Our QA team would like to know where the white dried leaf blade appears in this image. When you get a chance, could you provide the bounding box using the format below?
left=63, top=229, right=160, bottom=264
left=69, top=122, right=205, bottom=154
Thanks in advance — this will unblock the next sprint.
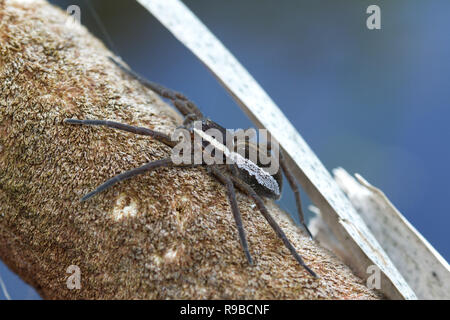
left=334, top=168, right=450, bottom=300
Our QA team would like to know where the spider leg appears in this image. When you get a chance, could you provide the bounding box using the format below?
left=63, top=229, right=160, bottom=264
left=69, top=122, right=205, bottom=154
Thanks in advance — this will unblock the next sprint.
left=109, top=57, right=203, bottom=118
left=81, top=158, right=197, bottom=202
left=209, top=167, right=253, bottom=265
left=64, top=118, right=176, bottom=148
left=230, top=175, right=318, bottom=278
left=264, top=140, right=313, bottom=239
left=278, top=151, right=314, bottom=239
left=182, top=113, right=198, bottom=127
left=81, top=158, right=170, bottom=201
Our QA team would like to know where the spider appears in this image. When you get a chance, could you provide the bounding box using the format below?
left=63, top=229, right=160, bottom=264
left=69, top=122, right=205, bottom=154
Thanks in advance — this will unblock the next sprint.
left=64, top=57, right=318, bottom=278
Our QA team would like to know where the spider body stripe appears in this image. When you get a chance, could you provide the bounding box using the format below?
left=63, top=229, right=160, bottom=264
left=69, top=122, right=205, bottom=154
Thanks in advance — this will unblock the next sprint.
left=192, top=127, right=229, bottom=155
left=193, top=127, right=280, bottom=198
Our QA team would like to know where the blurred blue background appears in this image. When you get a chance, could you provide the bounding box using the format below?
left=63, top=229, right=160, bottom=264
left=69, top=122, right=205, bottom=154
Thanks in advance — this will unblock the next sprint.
left=1, top=0, right=448, bottom=299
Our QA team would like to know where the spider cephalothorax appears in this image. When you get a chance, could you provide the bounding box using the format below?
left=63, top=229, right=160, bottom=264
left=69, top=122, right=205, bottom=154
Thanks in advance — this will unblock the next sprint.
left=64, top=57, right=317, bottom=278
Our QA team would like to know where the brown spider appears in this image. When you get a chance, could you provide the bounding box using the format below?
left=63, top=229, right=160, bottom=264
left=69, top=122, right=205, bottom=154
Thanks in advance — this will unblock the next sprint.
left=64, top=57, right=317, bottom=278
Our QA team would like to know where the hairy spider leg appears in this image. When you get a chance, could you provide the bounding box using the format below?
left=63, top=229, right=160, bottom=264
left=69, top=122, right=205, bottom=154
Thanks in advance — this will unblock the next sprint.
left=210, top=166, right=253, bottom=265
left=109, top=57, right=203, bottom=119
left=64, top=118, right=176, bottom=148
left=278, top=151, right=314, bottom=239
left=230, top=175, right=318, bottom=278
left=80, top=158, right=172, bottom=201
left=80, top=158, right=199, bottom=202
left=264, top=140, right=313, bottom=239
